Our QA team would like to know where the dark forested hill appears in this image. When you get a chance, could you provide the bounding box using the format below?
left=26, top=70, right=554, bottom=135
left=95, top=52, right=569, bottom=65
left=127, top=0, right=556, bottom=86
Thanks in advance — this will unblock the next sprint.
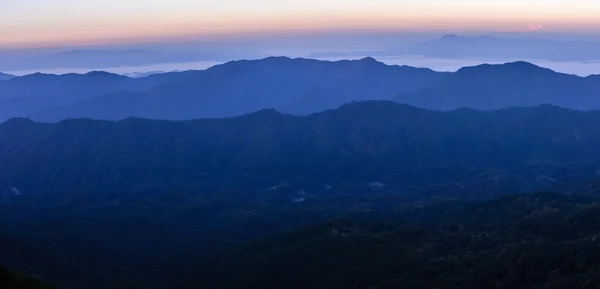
left=396, top=61, right=600, bottom=110
left=0, top=265, right=57, bottom=289
left=186, top=192, right=600, bottom=289
left=2, top=101, right=600, bottom=196
left=4, top=102, right=600, bottom=288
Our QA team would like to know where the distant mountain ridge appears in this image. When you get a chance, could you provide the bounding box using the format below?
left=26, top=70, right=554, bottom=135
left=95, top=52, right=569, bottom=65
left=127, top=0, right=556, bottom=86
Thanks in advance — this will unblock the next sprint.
left=396, top=61, right=600, bottom=110
left=0, top=71, right=154, bottom=121
left=0, top=69, right=205, bottom=121
left=32, top=57, right=446, bottom=121
left=3, top=57, right=600, bottom=122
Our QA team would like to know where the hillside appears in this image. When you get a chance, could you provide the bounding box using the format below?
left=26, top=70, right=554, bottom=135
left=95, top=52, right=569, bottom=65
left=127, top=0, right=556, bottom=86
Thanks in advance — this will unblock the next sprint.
left=176, top=193, right=600, bottom=289
left=3, top=102, right=600, bottom=288
left=4, top=186, right=600, bottom=289
left=396, top=61, right=600, bottom=110
left=3, top=102, right=600, bottom=196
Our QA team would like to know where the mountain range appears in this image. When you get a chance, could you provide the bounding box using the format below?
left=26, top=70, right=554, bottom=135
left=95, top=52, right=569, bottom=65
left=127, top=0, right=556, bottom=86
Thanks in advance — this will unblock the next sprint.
left=396, top=61, right=600, bottom=110
left=3, top=56, right=600, bottom=122
left=0, top=69, right=205, bottom=120
left=3, top=54, right=600, bottom=289
left=31, top=57, right=444, bottom=121
left=3, top=101, right=600, bottom=196
left=4, top=35, right=599, bottom=73
left=4, top=101, right=600, bottom=288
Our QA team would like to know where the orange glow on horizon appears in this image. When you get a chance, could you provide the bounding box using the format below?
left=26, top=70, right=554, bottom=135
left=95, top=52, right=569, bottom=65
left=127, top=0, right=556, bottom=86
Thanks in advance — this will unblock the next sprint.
left=2, top=6, right=600, bottom=48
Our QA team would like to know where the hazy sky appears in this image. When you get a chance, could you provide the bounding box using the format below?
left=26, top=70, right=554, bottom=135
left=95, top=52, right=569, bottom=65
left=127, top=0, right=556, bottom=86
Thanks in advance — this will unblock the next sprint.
left=1, top=0, right=600, bottom=48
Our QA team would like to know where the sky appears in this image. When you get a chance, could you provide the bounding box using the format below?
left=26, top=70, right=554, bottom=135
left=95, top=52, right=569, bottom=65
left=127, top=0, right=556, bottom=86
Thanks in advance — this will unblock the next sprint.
left=1, top=0, right=600, bottom=48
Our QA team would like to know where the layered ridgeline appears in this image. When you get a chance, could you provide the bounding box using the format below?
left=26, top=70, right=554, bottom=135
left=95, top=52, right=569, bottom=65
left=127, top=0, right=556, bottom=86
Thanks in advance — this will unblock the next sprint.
left=3, top=102, right=600, bottom=288
left=396, top=61, right=600, bottom=110
left=2, top=57, right=600, bottom=122
left=1, top=57, right=445, bottom=121
left=0, top=70, right=200, bottom=121
left=2, top=101, right=600, bottom=196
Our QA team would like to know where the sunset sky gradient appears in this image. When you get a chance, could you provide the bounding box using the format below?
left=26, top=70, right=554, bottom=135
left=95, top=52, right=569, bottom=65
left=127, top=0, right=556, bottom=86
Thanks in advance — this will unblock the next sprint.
left=1, top=0, right=600, bottom=47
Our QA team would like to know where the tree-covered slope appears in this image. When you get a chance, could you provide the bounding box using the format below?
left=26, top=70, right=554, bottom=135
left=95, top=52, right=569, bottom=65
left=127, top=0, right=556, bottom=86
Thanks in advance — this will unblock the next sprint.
left=2, top=102, right=600, bottom=196
left=189, top=193, right=600, bottom=289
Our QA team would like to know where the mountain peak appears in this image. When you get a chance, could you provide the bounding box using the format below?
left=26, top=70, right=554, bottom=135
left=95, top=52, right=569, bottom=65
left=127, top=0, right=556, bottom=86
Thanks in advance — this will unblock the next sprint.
left=456, top=61, right=554, bottom=75
left=359, top=56, right=378, bottom=62
left=241, top=108, right=285, bottom=119
left=262, top=56, right=294, bottom=62
left=18, top=72, right=59, bottom=79
left=502, top=61, right=543, bottom=69
left=83, top=71, right=127, bottom=78
left=352, top=57, right=386, bottom=67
